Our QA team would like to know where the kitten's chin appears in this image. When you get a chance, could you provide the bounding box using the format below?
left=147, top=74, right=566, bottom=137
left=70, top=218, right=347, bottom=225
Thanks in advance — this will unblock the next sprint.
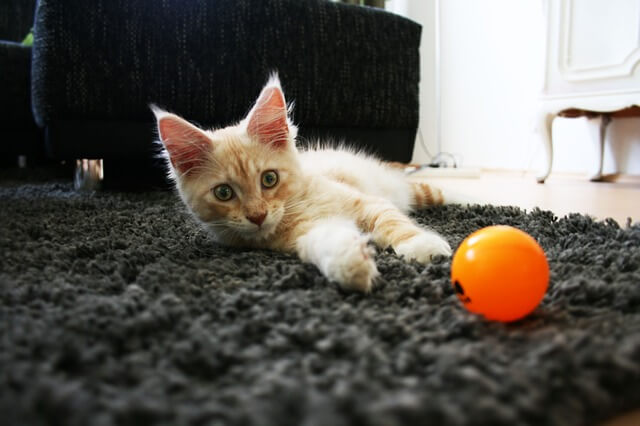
left=252, top=224, right=278, bottom=240
left=206, top=223, right=277, bottom=245
left=229, top=222, right=277, bottom=244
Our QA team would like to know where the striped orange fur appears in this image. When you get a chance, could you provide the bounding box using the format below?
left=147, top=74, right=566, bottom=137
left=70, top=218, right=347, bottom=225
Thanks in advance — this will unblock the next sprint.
left=410, top=181, right=444, bottom=208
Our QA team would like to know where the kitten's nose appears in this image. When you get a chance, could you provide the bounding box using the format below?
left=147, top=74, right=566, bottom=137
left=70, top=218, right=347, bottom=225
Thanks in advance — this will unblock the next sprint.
left=247, top=212, right=267, bottom=226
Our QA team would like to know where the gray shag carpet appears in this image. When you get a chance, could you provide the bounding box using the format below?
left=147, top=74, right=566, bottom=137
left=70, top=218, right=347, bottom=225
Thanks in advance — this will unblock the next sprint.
left=1, top=178, right=640, bottom=426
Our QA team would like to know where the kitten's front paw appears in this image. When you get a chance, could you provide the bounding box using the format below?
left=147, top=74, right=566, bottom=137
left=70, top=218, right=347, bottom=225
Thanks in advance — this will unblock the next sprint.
left=331, top=234, right=379, bottom=293
left=297, top=223, right=379, bottom=293
left=394, top=232, right=452, bottom=264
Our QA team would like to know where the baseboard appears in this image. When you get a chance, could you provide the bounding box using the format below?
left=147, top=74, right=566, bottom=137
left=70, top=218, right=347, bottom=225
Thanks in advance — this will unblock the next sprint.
left=407, top=166, right=482, bottom=179
left=407, top=166, right=640, bottom=183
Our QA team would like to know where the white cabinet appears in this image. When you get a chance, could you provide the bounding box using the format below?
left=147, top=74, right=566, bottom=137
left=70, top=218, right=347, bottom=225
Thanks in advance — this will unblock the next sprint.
left=537, top=0, right=640, bottom=182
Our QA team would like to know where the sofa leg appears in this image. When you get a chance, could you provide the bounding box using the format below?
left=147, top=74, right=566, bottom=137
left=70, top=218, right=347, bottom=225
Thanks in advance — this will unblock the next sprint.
left=75, top=159, right=103, bottom=190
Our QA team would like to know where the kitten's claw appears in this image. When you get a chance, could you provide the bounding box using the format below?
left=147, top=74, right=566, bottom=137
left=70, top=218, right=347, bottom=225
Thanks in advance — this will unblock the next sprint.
left=394, top=232, right=452, bottom=264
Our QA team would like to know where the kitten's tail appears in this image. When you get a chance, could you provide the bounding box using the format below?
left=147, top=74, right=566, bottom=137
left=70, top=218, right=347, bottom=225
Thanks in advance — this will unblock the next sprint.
left=408, top=180, right=475, bottom=208
left=409, top=182, right=445, bottom=208
left=389, top=162, right=476, bottom=208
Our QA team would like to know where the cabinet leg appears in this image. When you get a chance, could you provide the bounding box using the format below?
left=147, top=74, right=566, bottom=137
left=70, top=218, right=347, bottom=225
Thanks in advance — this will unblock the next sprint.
left=536, top=112, right=555, bottom=183
left=586, top=115, right=610, bottom=182
left=75, top=159, right=104, bottom=191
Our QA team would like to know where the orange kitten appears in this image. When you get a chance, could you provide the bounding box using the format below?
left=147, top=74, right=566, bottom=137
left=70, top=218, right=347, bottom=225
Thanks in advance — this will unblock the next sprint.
left=152, top=75, right=454, bottom=292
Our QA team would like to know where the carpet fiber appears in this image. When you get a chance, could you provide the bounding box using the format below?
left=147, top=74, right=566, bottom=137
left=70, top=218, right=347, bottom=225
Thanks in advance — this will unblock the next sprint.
left=1, top=178, right=640, bottom=426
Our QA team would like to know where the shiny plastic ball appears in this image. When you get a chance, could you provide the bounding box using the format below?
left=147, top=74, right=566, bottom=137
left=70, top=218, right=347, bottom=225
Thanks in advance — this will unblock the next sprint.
left=451, top=225, right=549, bottom=322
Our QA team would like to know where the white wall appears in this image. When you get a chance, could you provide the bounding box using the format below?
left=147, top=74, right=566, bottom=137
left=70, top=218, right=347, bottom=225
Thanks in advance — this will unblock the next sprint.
left=395, top=0, right=640, bottom=175
left=389, top=1, right=439, bottom=165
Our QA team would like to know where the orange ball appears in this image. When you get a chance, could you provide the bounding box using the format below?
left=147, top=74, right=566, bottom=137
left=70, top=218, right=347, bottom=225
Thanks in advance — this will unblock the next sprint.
left=451, top=225, right=549, bottom=322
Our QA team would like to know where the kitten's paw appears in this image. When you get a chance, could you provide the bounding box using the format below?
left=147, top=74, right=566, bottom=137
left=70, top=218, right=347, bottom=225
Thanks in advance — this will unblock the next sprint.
left=297, top=220, right=379, bottom=293
left=330, top=234, right=379, bottom=293
left=394, top=232, right=452, bottom=264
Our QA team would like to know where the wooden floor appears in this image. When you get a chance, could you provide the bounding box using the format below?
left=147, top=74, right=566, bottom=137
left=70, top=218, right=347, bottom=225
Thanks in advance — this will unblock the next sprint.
left=416, top=170, right=640, bottom=227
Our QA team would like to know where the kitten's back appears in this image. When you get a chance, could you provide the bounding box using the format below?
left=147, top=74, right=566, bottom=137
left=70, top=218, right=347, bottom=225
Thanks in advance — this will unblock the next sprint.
left=299, top=146, right=413, bottom=213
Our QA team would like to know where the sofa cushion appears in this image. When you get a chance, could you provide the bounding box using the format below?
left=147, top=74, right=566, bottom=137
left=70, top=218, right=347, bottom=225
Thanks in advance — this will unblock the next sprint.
left=32, top=0, right=421, bottom=133
left=0, top=42, right=34, bottom=126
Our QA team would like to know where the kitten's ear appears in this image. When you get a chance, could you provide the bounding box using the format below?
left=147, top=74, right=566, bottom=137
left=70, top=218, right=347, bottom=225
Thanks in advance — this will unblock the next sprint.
left=245, top=76, right=291, bottom=149
left=152, top=106, right=212, bottom=176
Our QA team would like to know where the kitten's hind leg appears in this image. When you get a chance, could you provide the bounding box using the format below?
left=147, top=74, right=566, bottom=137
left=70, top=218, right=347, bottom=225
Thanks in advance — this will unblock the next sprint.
left=296, top=218, right=379, bottom=293
left=408, top=180, right=476, bottom=208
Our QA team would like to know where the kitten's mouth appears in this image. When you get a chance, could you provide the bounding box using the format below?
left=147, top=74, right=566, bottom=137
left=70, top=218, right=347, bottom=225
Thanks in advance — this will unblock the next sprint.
left=238, top=216, right=280, bottom=240
left=235, top=222, right=277, bottom=241
left=219, top=209, right=283, bottom=242
left=254, top=225, right=276, bottom=238
left=248, top=209, right=284, bottom=240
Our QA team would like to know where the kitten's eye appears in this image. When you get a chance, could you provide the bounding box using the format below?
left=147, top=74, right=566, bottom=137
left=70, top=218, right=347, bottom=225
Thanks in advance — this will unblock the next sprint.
left=261, top=170, right=279, bottom=188
left=213, top=184, right=234, bottom=201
